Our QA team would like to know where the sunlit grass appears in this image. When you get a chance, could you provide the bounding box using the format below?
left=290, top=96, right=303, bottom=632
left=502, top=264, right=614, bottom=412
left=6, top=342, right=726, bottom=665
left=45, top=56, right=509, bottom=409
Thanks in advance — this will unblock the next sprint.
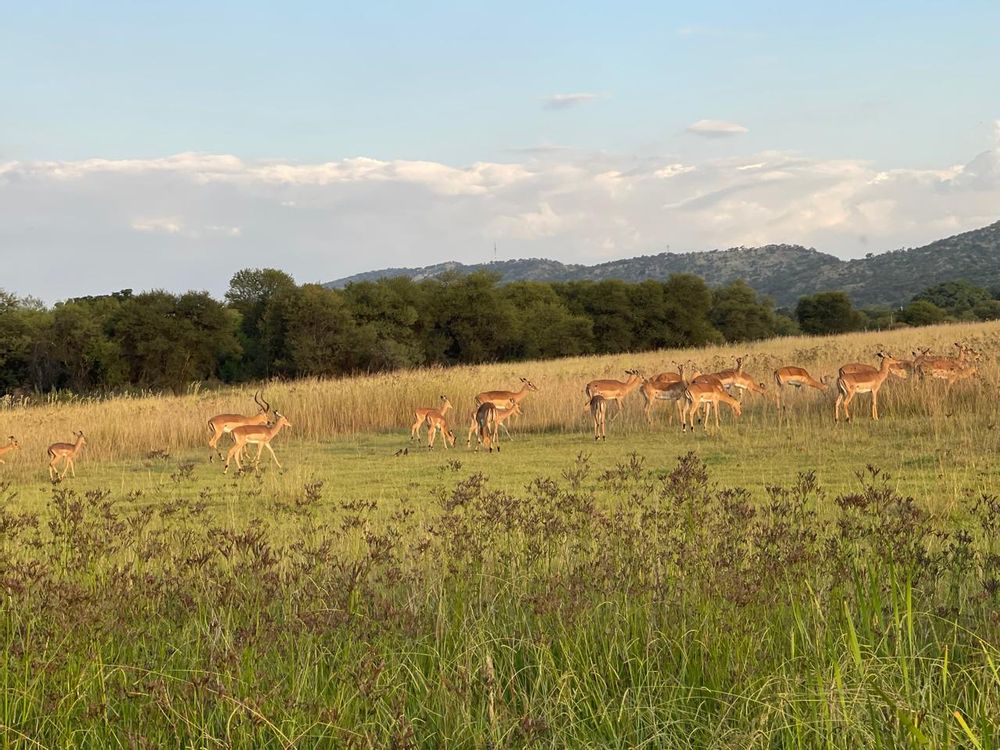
left=0, top=320, right=998, bottom=746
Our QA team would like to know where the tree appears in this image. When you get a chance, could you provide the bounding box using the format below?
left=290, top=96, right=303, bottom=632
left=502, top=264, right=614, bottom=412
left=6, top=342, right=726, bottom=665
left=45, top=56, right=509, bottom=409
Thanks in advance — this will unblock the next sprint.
left=225, top=268, right=297, bottom=378
left=660, top=274, right=722, bottom=346
left=796, top=292, right=865, bottom=335
left=709, top=280, right=783, bottom=342
left=501, top=282, right=594, bottom=359
left=111, top=291, right=241, bottom=391
left=50, top=297, right=126, bottom=391
left=912, top=280, right=989, bottom=320
left=277, top=284, right=372, bottom=376
left=343, top=277, right=427, bottom=370
left=900, top=300, right=949, bottom=327
left=421, top=273, right=516, bottom=364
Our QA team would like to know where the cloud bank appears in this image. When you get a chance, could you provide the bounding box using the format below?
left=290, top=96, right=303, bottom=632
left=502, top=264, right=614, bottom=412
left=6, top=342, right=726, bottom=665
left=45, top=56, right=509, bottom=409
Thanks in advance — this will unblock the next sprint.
left=1, top=143, right=999, bottom=301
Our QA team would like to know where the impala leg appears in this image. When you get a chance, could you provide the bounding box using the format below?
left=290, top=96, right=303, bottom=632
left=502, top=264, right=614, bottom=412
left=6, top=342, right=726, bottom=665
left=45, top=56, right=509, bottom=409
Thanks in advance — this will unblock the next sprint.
left=467, top=419, right=477, bottom=448
left=501, top=420, right=513, bottom=441
left=223, top=442, right=240, bottom=473
left=410, top=417, right=424, bottom=441
left=842, top=391, right=855, bottom=422
left=264, top=443, right=282, bottom=468
left=871, top=389, right=879, bottom=420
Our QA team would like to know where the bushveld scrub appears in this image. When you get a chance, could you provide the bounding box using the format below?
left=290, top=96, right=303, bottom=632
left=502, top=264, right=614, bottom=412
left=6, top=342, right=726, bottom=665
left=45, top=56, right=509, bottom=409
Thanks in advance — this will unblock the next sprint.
left=0, top=454, right=998, bottom=746
left=0, top=320, right=997, bottom=745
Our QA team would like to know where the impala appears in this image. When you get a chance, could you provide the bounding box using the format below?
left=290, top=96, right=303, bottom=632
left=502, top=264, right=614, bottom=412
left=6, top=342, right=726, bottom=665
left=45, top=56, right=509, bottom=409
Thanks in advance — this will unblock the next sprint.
left=467, top=399, right=520, bottom=447
left=682, top=384, right=742, bottom=432
left=589, top=394, right=607, bottom=441
left=224, top=412, right=292, bottom=473
left=48, top=431, right=86, bottom=479
left=473, top=402, right=501, bottom=453
left=584, top=369, right=643, bottom=417
left=474, top=378, right=537, bottom=437
left=835, top=352, right=900, bottom=422
left=424, top=404, right=457, bottom=449
left=411, top=395, right=452, bottom=441
left=641, top=362, right=699, bottom=424
left=207, top=391, right=271, bottom=455
left=912, top=344, right=979, bottom=387
left=711, top=357, right=766, bottom=401
left=773, top=366, right=829, bottom=408
left=0, top=436, right=19, bottom=464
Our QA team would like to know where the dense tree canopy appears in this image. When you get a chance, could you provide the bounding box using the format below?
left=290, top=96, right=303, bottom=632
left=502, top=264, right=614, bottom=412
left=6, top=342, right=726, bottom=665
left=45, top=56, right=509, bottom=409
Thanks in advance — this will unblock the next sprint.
left=2, top=271, right=999, bottom=396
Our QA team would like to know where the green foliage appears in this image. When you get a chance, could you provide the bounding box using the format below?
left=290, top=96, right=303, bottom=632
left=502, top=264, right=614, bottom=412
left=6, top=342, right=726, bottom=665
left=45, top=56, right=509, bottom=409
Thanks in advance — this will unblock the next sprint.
left=900, top=299, right=949, bottom=326
left=709, top=279, right=785, bottom=341
left=225, top=268, right=297, bottom=378
left=501, top=282, right=594, bottom=359
left=110, top=290, right=241, bottom=391
left=796, top=291, right=866, bottom=334
left=912, top=279, right=990, bottom=319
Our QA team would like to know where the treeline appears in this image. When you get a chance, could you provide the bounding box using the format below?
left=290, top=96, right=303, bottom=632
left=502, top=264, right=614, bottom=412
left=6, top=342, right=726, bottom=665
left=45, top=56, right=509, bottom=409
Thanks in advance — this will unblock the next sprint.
left=1, top=271, right=998, bottom=394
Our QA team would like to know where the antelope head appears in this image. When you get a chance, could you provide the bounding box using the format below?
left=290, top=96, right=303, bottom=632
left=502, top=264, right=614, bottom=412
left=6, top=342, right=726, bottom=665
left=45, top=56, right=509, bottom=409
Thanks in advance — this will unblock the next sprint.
left=254, top=391, right=271, bottom=415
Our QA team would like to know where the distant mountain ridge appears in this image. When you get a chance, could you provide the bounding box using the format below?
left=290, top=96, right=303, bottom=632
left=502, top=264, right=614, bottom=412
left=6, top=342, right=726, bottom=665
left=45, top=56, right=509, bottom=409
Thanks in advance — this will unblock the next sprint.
left=324, top=221, right=1000, bottom=308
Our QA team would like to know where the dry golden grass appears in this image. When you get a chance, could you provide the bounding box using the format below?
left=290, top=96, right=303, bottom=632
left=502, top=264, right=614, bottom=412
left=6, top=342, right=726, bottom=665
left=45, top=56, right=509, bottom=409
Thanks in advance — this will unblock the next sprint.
left=0, top=320, right=996, bottom=479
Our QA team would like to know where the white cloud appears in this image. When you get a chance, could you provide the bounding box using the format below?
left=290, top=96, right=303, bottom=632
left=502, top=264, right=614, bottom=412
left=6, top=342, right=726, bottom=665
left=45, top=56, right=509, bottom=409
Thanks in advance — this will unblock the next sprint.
left=543, top=93, right=603, bottom=110
left=2, top=141, right=999, bottom=301
left=132, top=217, right=183, bottom=234
left=686, top=119, right=750, bottom=138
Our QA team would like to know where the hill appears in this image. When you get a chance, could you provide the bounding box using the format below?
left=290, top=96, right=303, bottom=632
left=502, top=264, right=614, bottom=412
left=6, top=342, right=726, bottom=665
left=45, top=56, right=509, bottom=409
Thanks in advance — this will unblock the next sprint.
left=325, top=220, right=1000, bottom=307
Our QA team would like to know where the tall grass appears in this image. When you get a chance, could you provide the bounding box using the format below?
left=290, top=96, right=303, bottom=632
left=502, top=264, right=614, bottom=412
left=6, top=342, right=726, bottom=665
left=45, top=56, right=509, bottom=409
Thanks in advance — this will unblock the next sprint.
left=0, top=320, right=996, bottom=472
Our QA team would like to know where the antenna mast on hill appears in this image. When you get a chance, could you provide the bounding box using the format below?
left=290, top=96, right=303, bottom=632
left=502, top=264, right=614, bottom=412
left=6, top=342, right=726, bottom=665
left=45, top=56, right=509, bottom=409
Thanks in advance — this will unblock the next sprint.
left=493, top=242, right=497, bottom=262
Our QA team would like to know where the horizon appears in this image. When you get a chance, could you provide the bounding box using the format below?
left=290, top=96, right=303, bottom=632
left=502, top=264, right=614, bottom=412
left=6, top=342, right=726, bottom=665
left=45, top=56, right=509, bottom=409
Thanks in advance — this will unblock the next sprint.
left=3, top=1, right=999, bottom=302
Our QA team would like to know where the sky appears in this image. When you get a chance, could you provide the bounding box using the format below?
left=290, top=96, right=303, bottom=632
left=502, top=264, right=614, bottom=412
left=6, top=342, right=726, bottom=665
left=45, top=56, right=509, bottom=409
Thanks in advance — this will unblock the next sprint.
left=2, top=1, right=999, bottom=302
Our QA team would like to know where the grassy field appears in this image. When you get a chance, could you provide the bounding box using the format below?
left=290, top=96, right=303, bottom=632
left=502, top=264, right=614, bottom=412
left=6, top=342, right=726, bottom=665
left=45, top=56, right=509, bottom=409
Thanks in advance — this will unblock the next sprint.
left=0, top=321, right=999, bottom=747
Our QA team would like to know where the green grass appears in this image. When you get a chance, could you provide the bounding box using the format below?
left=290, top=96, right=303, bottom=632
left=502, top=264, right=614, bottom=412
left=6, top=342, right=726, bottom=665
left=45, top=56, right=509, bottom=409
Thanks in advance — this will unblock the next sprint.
left=2, top=358, right=1000, bottom=746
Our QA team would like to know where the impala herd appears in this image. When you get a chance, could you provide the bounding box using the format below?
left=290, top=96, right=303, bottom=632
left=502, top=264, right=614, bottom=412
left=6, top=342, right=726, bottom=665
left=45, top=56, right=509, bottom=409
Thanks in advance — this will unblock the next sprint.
left=2, top=342, right=983, bottom=477
left=413, top=341, right=981, bottom=448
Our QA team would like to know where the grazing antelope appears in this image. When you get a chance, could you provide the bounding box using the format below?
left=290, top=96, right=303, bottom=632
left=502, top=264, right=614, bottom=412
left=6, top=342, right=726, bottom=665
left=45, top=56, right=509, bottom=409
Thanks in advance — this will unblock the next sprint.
left=425, top=405, right=456, bottom=449
left=467, top=399, right=520, bottom=447
left=773, top=366, right=829, bottom=408
left=589, top=394, right=608, bottom=441
left=411, top=395, right=452, bottom=441
left=912, top=344, right=979, bottom=388
left=474, top=378, right=538, bottom=438
left=207, top=391, right=271, bottom=456
left=224, top=412, right=292, bottom=473
left=584, top=369, right=643, bottom=418
left=835, top=353, right=901, bottom=422
left=0, top=436, right=20, bottom=464
left=641, top=362, right=699, bottom=424
left=682, top=384, right=742, bottom=432
left=652, top=379, right=694, bottom=424
left=712, top=356, right=765, bottom=401
left=48, top=431, right=86, bottom=479
left=474, top=402, right=501, bottom=453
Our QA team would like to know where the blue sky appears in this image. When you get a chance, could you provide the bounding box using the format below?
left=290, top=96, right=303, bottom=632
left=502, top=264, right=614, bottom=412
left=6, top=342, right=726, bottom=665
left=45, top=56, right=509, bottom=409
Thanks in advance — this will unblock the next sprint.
left=2, top=1, right=999, bottom=300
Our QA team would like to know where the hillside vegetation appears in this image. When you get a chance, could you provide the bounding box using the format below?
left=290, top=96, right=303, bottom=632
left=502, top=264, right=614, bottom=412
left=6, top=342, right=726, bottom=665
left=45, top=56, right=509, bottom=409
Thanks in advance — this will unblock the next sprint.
left=327, top=220, right=1000, bottom=307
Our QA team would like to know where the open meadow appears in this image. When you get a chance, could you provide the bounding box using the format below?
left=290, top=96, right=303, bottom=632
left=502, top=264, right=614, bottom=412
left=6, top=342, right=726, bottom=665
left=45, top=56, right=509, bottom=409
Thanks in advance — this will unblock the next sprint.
left=1, top=321, right=999, bottom=747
